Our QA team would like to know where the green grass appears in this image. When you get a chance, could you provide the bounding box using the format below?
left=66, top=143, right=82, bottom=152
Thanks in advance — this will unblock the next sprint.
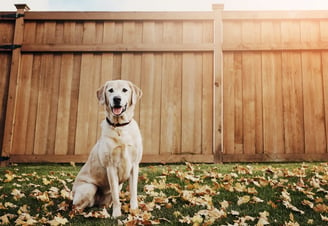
left=1, top=162, right=328, bottom=225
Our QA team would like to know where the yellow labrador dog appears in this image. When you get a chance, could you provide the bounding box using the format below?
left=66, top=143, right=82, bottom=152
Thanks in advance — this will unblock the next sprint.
left=72, top=80, right=143, bottom=217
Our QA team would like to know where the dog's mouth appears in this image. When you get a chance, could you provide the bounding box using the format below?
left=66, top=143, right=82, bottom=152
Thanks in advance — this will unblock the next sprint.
left=111, top=105, right=127, bottom=116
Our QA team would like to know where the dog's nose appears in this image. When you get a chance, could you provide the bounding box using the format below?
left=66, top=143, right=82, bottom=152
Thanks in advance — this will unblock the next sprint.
left=113, top=96, right=121, bottom=105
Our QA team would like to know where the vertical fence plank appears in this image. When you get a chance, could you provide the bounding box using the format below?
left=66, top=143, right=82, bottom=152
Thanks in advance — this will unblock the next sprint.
left=202, top=52, right=214, bottom=155
left=0, top=53, right=11, bottom=154
left=322, top=51, right=328, bottom=153
left=55, top=54, right=74, bottom=155
left=11, top=55, right=33, bottom=154
left=261, top=21, right=284, bottom=155
left=25, top=55, right=41, bottom=155
left=241, top=21, right=262, bottom=155
left=160, top=53, right=182, bottom=155
left=139, top=22, right=162, bottom=156
left=281, top=21, right=305, bottom=154
left=223, top=53, right=236, bottom=155
left=140, top=53, right=162, bottom=156
left=262, top=53, right=284, bottom=155
left=33, top=54, right=54, bottom=155
left=242, top=53, right=263, bottom=154
left=302, top=52, right=326, bottom=154
left=75, top=54, right=95, bottom=155
left=182, top=22, right=203, bottom=154
left=67, top=54, right=81, bottom=155
left=182, top=53, right=202, bottom=153
left=321, top=21, right=328, bottom=153
left=301, top=21, right=326, bottom=154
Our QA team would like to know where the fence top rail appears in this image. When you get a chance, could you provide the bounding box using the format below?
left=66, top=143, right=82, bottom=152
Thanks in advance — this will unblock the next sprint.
left=223, top=10, right=328, bottom=20
left=22, top=11, right=215, bottom=21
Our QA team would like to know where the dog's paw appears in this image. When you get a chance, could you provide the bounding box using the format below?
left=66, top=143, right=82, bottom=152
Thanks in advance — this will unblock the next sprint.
left=130, top=200, right=138, bottom=210
left=112, top=208, right=122, bottom=218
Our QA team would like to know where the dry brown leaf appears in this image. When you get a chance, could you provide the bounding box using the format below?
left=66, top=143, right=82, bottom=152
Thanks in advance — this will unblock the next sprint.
left=11, top=189, right=25, bottom=200
left=237, top=195, right=250, bottom=205
left=48, top=214, right=69, bottom=226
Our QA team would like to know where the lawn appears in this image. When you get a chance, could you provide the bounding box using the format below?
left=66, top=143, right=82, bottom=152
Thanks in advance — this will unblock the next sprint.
left=1, top=162, right=328, bottom=225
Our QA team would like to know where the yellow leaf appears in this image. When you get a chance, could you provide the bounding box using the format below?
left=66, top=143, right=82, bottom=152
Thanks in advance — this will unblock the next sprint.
left=42, top=178, right=51, bottom=185
left=321, top=214, right=328, bottom=221
left=4, top=202, right=17, bottom=209
left=220, top=200, right=229, bottom=209
left=234, top=183, right=246, bottom=192
left=0, top=215, right=10, bottom=225
left=4, top=171, right=15, bottom=183
left=307, top=219, right=314, bottom=224
left=257, top=211, right=270, bottom=226
left=191, top=215, right=203, bottom=224
left=18, top=204, right=29, bottom=214
left=252, top=196, right=264, bottom=203
left=48, top=215, right=69, bottom=226
left=247, top=187, right=258, bottom=194
left=11, top=189, right=25, bottom=200
left=36, top=192, right=50, bottom=202
left=237, top=195, right=250, bottom=205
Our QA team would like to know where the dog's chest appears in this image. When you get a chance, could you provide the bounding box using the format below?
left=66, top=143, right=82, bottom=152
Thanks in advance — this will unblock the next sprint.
left=105, top=128, right=138, bottom=182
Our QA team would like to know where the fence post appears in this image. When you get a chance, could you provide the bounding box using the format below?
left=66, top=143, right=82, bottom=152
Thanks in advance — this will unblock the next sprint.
left=1, top=4, right=29, bottom=166
left=212, top=4, right=224, bottom=163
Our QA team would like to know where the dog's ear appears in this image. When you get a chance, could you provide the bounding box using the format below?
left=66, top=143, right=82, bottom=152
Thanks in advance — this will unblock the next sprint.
left=97, top=84, right=106, bottom=105
left=129, top=82, right=142, bottom=105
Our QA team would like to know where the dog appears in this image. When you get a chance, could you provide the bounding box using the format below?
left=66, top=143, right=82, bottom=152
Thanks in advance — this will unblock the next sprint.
left=72, top=80, right=143, bottom=217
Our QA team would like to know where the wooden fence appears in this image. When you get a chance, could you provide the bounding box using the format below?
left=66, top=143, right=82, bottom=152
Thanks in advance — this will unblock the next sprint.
left=222, top=11, right=328, bottom=162
left=1, top=4, right=328, bottom=163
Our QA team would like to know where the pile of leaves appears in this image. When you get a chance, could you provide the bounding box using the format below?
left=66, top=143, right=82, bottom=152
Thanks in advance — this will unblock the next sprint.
left=1, top=162, right=328, bottom=225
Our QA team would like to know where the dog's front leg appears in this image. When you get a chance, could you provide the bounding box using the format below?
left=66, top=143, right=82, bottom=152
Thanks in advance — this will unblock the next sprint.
left=107, top=167, right=121, bottom=217
left=129, top=164, right=139, bottom=210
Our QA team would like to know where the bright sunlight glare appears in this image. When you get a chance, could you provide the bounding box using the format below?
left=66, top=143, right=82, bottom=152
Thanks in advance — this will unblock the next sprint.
left=2, top=0, right=328, bottom=11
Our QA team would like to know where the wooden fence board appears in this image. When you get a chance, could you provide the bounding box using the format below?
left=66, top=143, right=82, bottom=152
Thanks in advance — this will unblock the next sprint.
left=223, top=53, right=236, bottom=155
left=302, top=52, right=326, bottom=154
left=202, top=52, right=214, bottom=155
left=281, top=52, right=305, bottom=154
left=139, top=53, right=162, bottom=156
left=160, top=53, right=182, bottom=155
left=55, top=54, right=74, bottom=155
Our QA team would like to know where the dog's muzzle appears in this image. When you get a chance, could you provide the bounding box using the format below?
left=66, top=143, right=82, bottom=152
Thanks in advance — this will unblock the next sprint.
left=111, top=96, right=127, bottom=116
left=111, top=105, right=126, bottom=116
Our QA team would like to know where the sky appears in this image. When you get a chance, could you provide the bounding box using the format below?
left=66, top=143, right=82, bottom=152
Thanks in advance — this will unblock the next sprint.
left=2, top=0, right=328, bottom=11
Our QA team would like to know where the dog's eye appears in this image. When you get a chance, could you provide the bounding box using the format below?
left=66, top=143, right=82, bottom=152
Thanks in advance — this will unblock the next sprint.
left=108, top=88, right=114, bottom=93
left=122, top=88, right=128, bottom=93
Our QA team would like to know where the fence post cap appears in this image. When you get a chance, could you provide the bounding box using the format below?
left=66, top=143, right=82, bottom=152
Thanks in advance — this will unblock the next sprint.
left=15, top=4, right=30, bottom=11
left=212, top=4, right=224, bottom=11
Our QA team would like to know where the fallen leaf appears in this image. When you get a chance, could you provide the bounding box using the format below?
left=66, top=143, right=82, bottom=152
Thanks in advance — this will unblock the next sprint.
left=4, top=202, right=17, bottom=209
left=11, top=189, right=25, bottom=200
left=237, top=195, right=250, bottom=205
left=321, top=214, right=328, bottom=221
left=4, top=170, right=15, bottom=183
left=0, top=215, right=10, bottom=225
left=48, top=214, right=69, bottom=226
left=257, top=211, right=270, bottom=226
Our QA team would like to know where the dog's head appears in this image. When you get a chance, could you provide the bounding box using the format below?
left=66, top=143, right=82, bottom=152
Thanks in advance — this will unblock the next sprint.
left=97, top=80, right=142, bottom=123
